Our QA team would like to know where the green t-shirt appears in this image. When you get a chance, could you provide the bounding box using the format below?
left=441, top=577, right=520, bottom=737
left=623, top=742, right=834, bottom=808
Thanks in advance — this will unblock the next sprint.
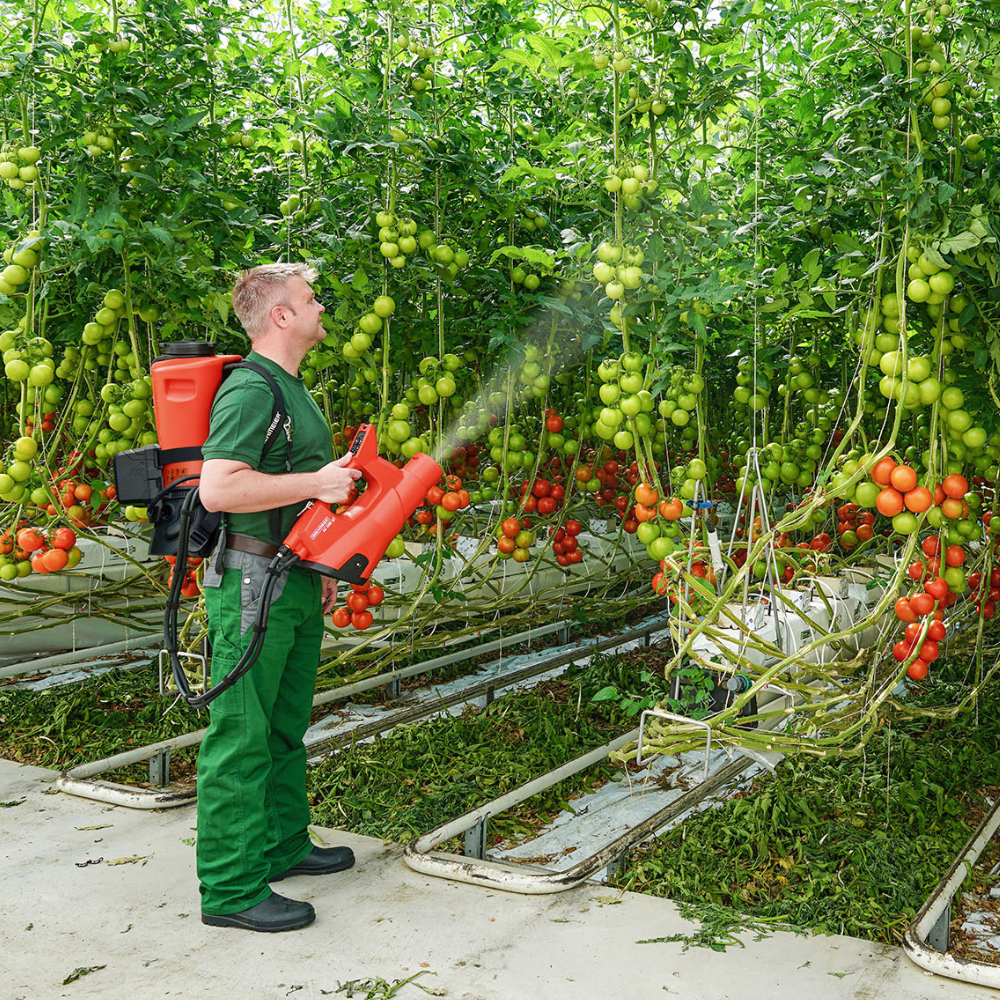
left=201, top=351, right=332, bottom=541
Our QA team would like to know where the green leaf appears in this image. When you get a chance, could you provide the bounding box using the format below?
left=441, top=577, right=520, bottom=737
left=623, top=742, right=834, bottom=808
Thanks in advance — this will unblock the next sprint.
left=802, top=248, right=822, bottom=278
left=936, top=182, right=958, bottom=204
left=591, top=685, right=619, bottom=702
left=488, top=245, right=555, bottom=269
left=68, top=179, right=89, bottom=222
left=351, top=268, right=368, bottom=291
left=524, top=34, right=563, bottom=72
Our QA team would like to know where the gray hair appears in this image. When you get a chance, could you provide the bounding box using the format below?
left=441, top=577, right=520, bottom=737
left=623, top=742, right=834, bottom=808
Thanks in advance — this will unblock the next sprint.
left=231, top=262, right=319, bottom=340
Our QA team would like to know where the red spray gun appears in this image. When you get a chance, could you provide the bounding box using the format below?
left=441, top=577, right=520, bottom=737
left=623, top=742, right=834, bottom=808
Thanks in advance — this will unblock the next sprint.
left=283, top=424, right=442, bottom=586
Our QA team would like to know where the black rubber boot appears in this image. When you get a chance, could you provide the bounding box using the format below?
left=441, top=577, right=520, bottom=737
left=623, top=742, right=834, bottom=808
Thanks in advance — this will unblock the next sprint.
left=269, top=845, right=356, bottom=882
left=202, top=892, right=315, bottom=932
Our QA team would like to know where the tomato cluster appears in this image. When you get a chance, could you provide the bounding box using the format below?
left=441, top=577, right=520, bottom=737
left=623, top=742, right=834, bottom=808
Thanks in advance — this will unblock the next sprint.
left=330, top=580, right=385, bottom=631
left=549, top=518, right=583, bottom=567
left=834, top=503, right=876, bottom=549
left=496, top=515, right=536, bottom=562
left=410, top=475, right=472, bottom=533
left=0, top=524, right=81, bottom=580
left=651, top=558, right=716, bottom=607
left=165, top=555, right=203, bottom=599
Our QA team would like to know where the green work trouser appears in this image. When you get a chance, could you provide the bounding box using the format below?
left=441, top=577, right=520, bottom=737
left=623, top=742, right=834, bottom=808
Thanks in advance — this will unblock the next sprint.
left=197, top=561, right=323, bottom=915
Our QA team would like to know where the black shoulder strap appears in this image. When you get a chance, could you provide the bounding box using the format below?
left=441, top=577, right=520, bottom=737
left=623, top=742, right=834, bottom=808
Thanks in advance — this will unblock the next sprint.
left=222, top=360, right=294, bottom=543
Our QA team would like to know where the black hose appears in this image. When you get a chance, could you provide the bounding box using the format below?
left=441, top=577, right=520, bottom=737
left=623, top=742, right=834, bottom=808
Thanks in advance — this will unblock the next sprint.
left=163, top=486, right=298, bottom=708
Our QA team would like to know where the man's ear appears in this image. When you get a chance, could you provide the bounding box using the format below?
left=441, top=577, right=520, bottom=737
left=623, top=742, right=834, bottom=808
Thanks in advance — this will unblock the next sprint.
left=271, top=302, right=290, bottom=329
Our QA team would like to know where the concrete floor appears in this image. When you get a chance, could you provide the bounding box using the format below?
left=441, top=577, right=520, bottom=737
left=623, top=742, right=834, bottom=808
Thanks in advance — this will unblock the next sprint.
left=0, top=758, right=991, bottom=1000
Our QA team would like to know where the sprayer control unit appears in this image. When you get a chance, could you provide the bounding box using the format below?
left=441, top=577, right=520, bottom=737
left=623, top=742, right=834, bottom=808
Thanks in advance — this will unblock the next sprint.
left=112, top=340, right=443, bottom=707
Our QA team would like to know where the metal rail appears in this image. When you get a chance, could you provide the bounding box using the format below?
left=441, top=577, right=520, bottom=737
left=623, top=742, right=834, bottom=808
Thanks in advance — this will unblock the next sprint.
left=55, top=615, right=668, bottom=809
left=903, top=796, right=1000, bottom=988
left=403, top=749, right=753, bottom=894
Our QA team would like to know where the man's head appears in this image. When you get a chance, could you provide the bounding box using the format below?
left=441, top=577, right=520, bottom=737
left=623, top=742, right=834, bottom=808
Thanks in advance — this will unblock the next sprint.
left=231, top=263, right=325, bottom=344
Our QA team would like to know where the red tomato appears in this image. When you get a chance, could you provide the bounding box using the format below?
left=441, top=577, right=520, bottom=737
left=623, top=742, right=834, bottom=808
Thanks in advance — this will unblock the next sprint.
left=41, top=548, right=68, bottom=572
left=875, top=488, right=904, bottom=517
left=907, top=659, right=929, bottom=681
left=16, top=528, right=45, bottom=553
left=944, top=545, right=965, bottom=567
left=921, top=536, right=941, bottom=558
left=545, top=414, right=563, bottom=433
left=564, top=519, right=582, bottom=536
left=927, top=620, right=946, bottom=642
left=919, top=640, right=940, bottom=662
left=501, top=517, right=521, bottom=538
left=51, top=527, right=77, bottom=550
left=904, top=487, right=933, bottom=513
left=924, top=577, right=950, bottom=602
left=941, top=474, right=968, bottom=499
left=366, top=585, right=384, bottom=606
left=909, top=592, right=935, bottom=616
left=890, top=465, right=918, bottom=493
left=871, top=457, right=897, bottom=487
left=893, top=641, right=912, bottom=662
left=346, top=592, right=369, bottom=613
left=350, top=610, right=373, bottom=630
left=895, top=598, right=917, bottom=622
left=907, top=561, right=925, bottom=581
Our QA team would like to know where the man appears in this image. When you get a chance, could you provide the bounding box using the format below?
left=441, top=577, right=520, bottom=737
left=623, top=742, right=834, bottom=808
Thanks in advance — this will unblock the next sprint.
left=197, top=263, right=361, bottom=932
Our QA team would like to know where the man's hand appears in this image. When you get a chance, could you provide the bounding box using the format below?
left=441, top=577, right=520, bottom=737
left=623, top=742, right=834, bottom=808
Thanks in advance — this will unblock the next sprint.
left=313, top=456, right=363, bottom=505
left=321, top=576, right=338, bottom=613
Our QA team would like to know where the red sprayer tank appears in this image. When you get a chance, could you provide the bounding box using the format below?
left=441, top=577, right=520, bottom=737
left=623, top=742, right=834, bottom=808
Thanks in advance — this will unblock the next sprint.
left=150, top=341, right=242, bottom=486
left=282, top=424, right=442, bottom=586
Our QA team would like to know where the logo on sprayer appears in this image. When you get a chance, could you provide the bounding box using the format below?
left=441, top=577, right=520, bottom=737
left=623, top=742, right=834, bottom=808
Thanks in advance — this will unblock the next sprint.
left=309, top=514, right=337, bottom=541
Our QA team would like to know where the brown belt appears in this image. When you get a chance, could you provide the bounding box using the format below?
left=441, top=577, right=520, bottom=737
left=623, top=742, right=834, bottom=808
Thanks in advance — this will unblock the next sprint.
left=225, top=532, right=280, bottom=559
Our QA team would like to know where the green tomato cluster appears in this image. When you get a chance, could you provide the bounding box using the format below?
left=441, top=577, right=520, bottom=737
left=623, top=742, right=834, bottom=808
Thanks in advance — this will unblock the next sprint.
left=590, top=352, right=656, bottom=452
left=0, top=231, right=44, bottom=295
left=279, top=190, right=320, bottom=223
left=1, top=318, right=56, bottom=388
left=601, top=163, right=651, bottom=211
left=0, top=145, right=40, bottom=191
left=519, top=208, right=549, bottom=232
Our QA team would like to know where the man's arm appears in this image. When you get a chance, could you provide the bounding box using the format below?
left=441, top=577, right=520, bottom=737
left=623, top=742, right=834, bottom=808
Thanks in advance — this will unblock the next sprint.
left=199, top=454, right=362, bottom=513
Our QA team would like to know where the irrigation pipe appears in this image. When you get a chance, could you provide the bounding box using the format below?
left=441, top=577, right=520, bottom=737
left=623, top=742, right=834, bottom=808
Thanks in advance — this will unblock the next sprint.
left=903, top=796, right=1000, bottom=988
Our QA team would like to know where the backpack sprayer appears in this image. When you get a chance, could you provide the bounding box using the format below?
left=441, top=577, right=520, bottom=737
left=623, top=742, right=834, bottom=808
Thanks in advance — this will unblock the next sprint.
left=113, top=340, right=442, bottom=708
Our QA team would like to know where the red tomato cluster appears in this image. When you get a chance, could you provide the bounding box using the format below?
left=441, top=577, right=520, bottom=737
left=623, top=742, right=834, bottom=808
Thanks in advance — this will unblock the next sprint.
left=968, top=566, right=1000, bottom=621
left=835, top=503, right=875, bottom=548
left=893, top=552, right=957, bottom=680
left=651, top=559, right=715, bottom=605
left=892, top=617, right=947, bottom=681
left=0, top=524, right=82, bottom=577
left=519, top=476, right=566, bottom=516
left=869, top=459, right=970, bottom=521
left=411, top=475, right=472, bottom=532
left=550, top=518, right=583, bottom=567
left=330, top=579, right=385, bottom=631
left=447, top=442, right=481, bottom=482
left=165, top=555, right=203, bottom=598
left=25, top=409, right=57, bottom=435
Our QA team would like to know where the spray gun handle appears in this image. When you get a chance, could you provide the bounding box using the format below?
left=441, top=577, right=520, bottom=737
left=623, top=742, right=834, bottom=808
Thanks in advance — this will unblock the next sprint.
left=343, top=423, right=377, bottom=472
